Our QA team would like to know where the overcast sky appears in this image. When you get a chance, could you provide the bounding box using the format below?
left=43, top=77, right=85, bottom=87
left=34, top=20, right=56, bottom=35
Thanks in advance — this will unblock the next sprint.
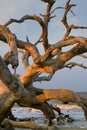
left=0, top=0, right=87, bottom=92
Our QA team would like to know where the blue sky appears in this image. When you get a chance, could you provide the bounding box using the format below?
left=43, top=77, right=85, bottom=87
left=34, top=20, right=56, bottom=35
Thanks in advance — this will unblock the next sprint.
left=0, top=0, right=87, bottom=91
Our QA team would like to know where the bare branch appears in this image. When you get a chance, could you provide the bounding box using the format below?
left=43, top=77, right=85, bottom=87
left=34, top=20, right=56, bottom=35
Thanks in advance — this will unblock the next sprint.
left=0, top=25, right=18, bottom=71
left=64, top=62, right=87, bottom=69
left=34, top=34, right=42, bottom=45
left=41, top=0, right=55, bottom=4
left=61, top=0, right=87, bottom=40
left=3, top=15, right=50, bottom=51
left=3, top=15, right=44, bottom=27
left=0, top=33, right=42, bottom=65
left=26, top=35, right=30, bottom=43
left=33, top=73, right=53, bottom=82
left=62, top=24, right=87, bottom=41
left=54, top=40, right=87, bottom=71
left=51, top=7, right=65, bottom=15
left=51, top=6, right=75, bottom=16
left=41, top=0, right=55, bottom=50
left=44, top=0, right=55, bottom=24
left=61, top=0, right=77, bottom=39
left=54, top=36, right=87, bottom=48
left=19, top=63, right=54, bottom=86
left=40, top=46, right=55, bottom=62
left=61, top=0, right=72, bottom=29
left=69, top=24, right=87, bottom=30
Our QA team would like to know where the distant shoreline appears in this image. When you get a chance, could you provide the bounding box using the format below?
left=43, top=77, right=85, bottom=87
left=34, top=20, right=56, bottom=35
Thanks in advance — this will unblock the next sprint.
left=76, top=92, right=87, bottom=98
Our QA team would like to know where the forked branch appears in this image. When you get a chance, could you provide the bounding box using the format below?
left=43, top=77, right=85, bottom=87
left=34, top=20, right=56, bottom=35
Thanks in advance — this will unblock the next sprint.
left=61, top=0, right=87, bottom=40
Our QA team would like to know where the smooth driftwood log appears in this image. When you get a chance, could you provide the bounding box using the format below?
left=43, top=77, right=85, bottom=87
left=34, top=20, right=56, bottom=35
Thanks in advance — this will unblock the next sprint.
left=8, top=119, right=53, bottom=130
left=18, top=87, right=87, bottom=121
left=0, top=0, right=87, bottom=129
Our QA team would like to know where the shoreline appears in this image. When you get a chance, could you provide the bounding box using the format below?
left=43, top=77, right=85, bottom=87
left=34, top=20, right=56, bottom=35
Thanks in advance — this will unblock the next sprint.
left=12, top=92, right=87, bottom=129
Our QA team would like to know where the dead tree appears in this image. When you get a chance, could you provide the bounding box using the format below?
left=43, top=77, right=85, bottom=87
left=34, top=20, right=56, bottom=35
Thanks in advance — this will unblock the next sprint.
left=0, top=0, right=87, bottom=129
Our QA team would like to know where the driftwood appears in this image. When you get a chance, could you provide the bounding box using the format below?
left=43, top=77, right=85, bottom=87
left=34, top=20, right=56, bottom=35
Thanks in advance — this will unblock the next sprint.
left=9, top=119, right=53, bottom=130
left=0, top=0, right=87, bottom=129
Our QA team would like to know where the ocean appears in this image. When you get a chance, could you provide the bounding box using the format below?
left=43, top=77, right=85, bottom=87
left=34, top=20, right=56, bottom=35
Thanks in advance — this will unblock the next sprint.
left=12, top=98, right=87, bottom=128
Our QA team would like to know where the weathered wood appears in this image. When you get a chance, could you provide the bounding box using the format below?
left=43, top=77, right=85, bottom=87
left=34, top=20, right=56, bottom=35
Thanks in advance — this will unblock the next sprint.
left=0, top=0, right=87, bottom=129
left=8, top=119, right=54, bottom=130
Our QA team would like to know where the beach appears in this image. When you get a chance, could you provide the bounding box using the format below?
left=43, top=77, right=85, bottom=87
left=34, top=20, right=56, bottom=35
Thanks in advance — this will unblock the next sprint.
left=11, top=92, right=87, bottom=129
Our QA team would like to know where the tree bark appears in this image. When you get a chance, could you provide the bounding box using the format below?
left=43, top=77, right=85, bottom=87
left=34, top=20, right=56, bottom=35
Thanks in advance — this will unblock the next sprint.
left=0, top=0, right=87, bottom=129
